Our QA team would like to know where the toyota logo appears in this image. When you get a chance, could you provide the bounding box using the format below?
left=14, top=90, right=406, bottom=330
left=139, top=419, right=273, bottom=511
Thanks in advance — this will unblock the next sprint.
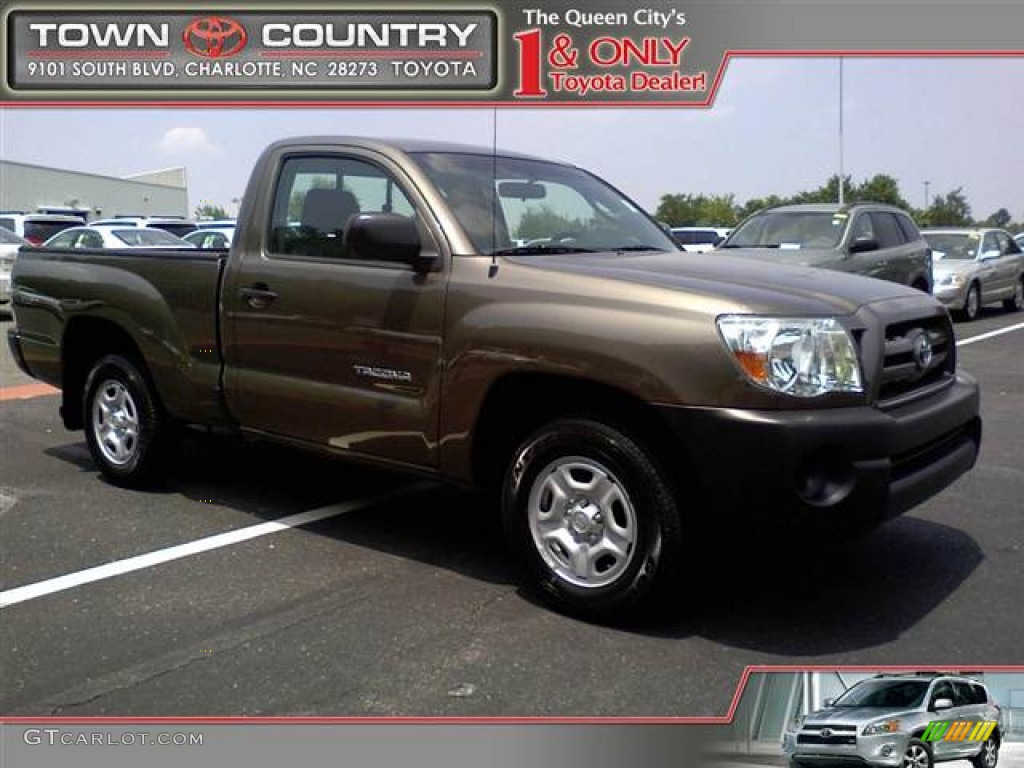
left=913, top=332, right=934, bottom=371
left=183, top=16, right=248, bottom=59
left=820, top=729, right=834, bottom=739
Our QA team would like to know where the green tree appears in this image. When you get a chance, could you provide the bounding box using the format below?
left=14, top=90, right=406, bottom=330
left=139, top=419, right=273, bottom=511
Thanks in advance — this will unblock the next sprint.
left=194, top=202, right=228, bottom=220
left=514, top=206, right=581, bottom=241
left=854, top=174, right=910, bottom=209
left=921, top=187, right=972, bottom=227
left=984, top=208, right=1012, bottom=229
left=656, top=193, right=738, bottom=226
left=656, top=193, right=704, bottom=226
left=736, top=194, right=787, bottom=221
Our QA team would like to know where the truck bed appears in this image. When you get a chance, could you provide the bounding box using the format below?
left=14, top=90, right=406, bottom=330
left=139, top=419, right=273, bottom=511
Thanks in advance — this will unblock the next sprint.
left=10, top=246, right=230, bottom=426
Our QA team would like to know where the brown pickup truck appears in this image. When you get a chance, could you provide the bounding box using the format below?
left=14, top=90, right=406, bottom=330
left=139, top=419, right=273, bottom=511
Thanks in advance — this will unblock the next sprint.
left=8, top=137, right=981, bottom=618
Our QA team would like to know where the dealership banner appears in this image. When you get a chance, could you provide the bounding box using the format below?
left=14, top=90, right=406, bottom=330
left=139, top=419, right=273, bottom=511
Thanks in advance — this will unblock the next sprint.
left=3, top=0, right=1023, bottom=104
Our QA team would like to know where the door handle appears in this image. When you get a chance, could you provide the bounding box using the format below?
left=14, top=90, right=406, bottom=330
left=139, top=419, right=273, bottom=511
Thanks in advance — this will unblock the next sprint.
left=239, top=284, right=278, bottom=309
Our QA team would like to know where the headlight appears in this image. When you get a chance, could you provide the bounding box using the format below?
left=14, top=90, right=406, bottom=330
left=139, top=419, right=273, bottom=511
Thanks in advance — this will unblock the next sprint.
left=716, top=316, right=863, bottom=397
left=939, top=273, right=965, bottom=286
left=790, top=714, right=807, bottom=732
left=863, top=719, right=901, bottom=736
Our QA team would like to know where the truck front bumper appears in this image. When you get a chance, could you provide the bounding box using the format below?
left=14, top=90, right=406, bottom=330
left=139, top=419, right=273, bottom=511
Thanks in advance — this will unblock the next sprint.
left=655, top=373, right=980, bottom=530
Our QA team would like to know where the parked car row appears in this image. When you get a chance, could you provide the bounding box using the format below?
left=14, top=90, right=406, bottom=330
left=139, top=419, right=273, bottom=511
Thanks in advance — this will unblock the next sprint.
left=671, top=204, right=1024, bottom=321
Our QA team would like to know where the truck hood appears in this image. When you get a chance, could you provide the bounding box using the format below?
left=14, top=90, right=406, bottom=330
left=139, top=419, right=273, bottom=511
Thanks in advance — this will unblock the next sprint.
left=507, top=249, right=920, bottom=316
left=716, top=246, right=842, bottom=267
left=804, top=707, right=917, bottom=727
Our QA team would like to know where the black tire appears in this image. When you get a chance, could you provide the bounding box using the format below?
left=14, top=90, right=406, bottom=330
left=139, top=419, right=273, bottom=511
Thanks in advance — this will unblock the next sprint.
left=961, top=282, right=981, bottom=321
left=82, top=354, right=169, bottom=488
left=501, top=418, right=683, bottom=620
left=970, top=736, right=999, bottom=768
left=902, top=739, right=933, bottom=768
left=1003, top=278, right=1023, bottom=312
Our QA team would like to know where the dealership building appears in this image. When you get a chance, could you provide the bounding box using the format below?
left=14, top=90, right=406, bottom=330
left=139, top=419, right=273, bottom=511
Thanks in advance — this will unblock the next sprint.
left=0, top=160, right=188, bottom=221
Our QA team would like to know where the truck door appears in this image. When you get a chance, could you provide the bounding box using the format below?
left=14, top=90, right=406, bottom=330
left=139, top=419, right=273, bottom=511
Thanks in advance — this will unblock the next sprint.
left=222, top=149, right=447, bottom=468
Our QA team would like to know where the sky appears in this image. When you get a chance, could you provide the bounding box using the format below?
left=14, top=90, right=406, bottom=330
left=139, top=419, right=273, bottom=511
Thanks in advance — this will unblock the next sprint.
left=2, top=57, right=1023, bottom=221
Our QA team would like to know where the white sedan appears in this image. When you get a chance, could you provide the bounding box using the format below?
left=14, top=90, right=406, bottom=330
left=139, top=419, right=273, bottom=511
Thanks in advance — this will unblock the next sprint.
left=42, top=225, right=196, bottom=250
left=183, top=226, right=234, bottom=249
left=1, top=226, right=30, bottom=310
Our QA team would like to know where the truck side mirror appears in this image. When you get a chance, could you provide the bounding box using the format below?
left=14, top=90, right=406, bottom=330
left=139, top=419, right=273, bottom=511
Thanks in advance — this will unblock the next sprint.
left=344, top=213, right=436, bottom=273
left=933, top=697, right=954, bottom=711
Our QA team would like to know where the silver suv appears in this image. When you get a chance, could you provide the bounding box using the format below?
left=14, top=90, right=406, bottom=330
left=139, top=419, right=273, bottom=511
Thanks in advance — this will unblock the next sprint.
left=783, top=675, right=1002, bottom=768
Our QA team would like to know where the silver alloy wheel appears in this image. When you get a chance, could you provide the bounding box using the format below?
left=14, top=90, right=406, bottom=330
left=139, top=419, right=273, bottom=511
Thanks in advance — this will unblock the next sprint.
left=526, top=455, right=637, bottom=588
left=981, top=739, right=997, bottom=768
left=92, top=378, right=140, bottom=466
left=903, top=744, right=930, bottom=768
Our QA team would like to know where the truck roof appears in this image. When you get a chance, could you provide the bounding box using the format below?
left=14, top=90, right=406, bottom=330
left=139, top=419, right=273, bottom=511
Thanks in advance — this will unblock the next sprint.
left=263, top=136, right=563, bottom=165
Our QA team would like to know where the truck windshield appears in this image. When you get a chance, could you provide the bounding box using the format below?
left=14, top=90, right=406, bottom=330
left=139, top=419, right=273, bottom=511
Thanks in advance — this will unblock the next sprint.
left=831, top=680, right=929, bottom=708
left=411, top=151, right=677, bottom=255
left=724, top=211, right=848, bottom=250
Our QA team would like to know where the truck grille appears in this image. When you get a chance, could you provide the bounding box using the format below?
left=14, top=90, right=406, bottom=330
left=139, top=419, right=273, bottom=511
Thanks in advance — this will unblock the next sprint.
left=877, top=314, right=954, bottom=408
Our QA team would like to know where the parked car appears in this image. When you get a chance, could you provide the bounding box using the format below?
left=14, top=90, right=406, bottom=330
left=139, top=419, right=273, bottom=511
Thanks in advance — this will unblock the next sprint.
left=0, top=227, right=30, bottom=312
left=9, top=137, right=981, bottom=620
left=922, top=228, right=1024, bottom=320
left=784, top=674, right=1002, bottom=768
left=183, top=226, right=235, bottom=249
left=0, top=212, right=82, bottom=245
left=42, top=225, right=196, bottom=250
left=670, top=226, right=731, bottom=252
left=719, top=203, right=933, bottom=292
left=90, top=216, right=199, bottom=238
left=1013, top=232, right=1024, bottom=249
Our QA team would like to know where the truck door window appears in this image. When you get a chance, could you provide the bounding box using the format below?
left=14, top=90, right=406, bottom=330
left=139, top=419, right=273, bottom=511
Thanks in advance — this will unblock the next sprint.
left=268, top=155, right=420, bottom=262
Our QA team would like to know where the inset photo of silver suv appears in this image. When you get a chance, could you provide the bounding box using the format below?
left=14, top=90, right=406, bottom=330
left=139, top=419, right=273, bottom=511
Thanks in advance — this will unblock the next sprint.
left=784, top=675, right=1001, bottom=768
left=706, top=671, right=1020, bottom=768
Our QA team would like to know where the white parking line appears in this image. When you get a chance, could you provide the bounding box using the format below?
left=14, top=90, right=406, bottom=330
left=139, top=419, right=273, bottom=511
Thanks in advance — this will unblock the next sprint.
left=957, top=321, right=1024, bottom=347
left=0, top=483, right=430, bottom=609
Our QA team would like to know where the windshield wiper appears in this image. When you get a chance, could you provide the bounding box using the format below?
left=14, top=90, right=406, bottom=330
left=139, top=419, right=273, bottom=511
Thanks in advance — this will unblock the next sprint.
left=490, top=244, right=597, bottom=255
left=719, top=243, right=781, bottom=249
left=612, top=245, right=664, bottom=252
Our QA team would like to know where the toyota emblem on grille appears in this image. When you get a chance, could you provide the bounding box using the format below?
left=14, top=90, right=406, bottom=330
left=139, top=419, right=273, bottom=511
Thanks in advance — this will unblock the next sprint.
left=820, top=728, right=834, bottom=739
left=913, top=332, right=934, bottom=371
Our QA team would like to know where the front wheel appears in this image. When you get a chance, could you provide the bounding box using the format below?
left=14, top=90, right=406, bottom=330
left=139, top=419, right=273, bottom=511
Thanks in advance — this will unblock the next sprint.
left=970, top=736, right=999, bottom=768
left=83, top=354, right=169, bottom=488
left=902, top=739, right=934, bottom=768
left=502, top=418, right=683, bottom=620
left=962, top=282, right=981, bottom=321
left=1003, top=278, right=1023, bottom=312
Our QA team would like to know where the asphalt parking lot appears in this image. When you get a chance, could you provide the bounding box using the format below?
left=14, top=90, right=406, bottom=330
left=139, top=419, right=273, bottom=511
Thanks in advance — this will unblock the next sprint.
left=1, top=309, right=1022, bottom=717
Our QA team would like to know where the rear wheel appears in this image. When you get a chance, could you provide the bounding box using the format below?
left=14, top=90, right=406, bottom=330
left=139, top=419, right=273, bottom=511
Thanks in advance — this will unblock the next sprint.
left=1003, top=278, right=1023, bottom=312
left=83, top=354, right=169, bottom=488
left=970, top=736, right=999, bottom=768
left=502, top=418, right=682, bottom=620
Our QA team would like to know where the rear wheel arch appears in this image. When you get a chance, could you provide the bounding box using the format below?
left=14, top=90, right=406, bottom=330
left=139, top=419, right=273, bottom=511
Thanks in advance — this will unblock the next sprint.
left=61, top=317, right=154, bottom=430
